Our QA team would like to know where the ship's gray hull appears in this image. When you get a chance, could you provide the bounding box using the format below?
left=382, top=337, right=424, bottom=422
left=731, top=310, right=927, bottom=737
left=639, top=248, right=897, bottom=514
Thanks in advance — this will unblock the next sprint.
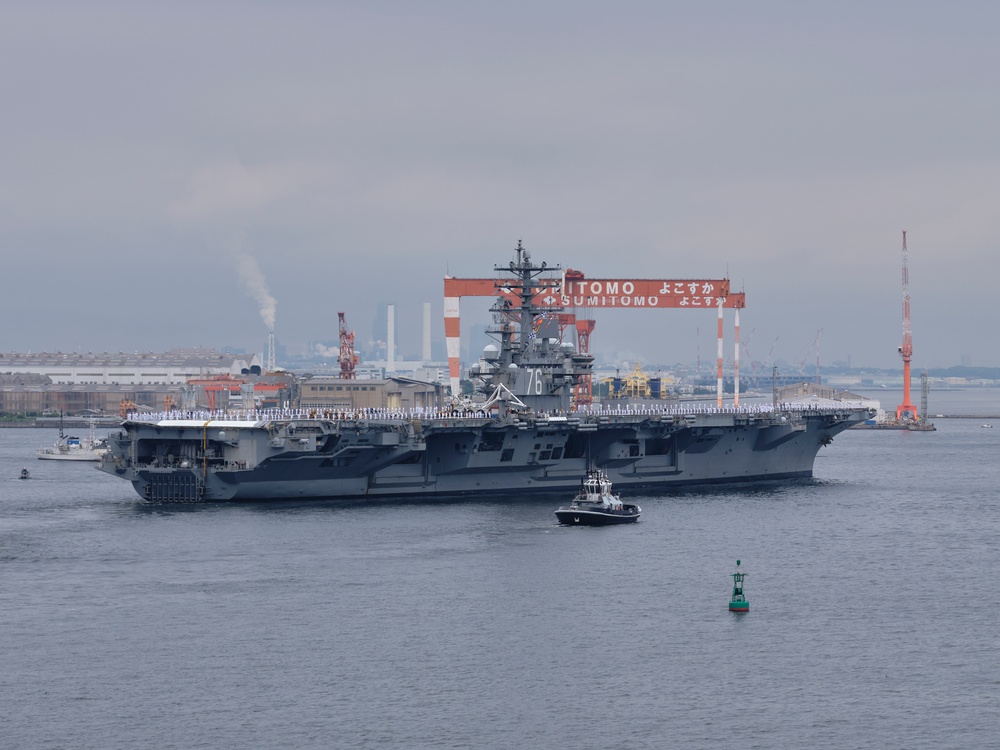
left=99, top=406, right=871, bottom=502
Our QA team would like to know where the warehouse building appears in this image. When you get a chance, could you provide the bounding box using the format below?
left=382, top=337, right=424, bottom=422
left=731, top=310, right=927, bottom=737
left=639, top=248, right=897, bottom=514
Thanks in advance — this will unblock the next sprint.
left=298, top=376, right=444, bottom=411
left=0, top=349, right=263, bottom=386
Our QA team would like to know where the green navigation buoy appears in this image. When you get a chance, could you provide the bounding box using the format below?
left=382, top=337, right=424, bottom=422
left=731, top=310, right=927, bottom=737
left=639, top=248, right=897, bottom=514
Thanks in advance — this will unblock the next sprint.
left=729, top=559, right=749, bottom=612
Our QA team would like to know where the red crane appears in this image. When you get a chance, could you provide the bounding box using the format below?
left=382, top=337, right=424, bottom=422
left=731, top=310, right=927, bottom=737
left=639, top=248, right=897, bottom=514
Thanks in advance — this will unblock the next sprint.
left=443, top=263, right=744, bottom=402
left=338, top=312, right=359, bottom=379
left=896, top=231, right=917, bottom=420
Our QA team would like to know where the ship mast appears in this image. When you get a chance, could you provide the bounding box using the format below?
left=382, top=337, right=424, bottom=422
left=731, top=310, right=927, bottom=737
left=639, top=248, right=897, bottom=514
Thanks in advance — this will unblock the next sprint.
left=499, top=240, right=551, bottom=354
left=472, top=241, right=591, bottom=415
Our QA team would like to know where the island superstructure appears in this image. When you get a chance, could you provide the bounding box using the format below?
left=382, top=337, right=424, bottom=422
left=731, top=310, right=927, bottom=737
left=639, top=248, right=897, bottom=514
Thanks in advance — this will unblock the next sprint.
left=98, top=243, right=873, bottom=502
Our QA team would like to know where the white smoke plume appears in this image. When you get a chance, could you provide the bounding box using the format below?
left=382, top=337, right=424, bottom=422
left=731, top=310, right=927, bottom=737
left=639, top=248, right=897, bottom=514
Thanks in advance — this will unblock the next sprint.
left=314, top=344, right=340, bottom=358
left=237, top=254, right=277, bottom=331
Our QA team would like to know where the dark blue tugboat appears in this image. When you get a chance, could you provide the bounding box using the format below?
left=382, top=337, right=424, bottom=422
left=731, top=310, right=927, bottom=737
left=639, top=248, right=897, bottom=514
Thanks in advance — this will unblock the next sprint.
left=555, top=469, right=641, bottom=526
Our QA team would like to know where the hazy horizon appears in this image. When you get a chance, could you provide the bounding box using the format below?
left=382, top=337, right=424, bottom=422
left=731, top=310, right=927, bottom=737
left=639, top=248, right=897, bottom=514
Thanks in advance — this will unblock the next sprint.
left=3, top=3, right=998, bottom=370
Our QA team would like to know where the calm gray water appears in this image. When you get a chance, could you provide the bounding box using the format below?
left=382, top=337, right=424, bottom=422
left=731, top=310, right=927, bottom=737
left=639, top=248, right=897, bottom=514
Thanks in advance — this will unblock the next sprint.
left=2, top=390, right=998, bottom=749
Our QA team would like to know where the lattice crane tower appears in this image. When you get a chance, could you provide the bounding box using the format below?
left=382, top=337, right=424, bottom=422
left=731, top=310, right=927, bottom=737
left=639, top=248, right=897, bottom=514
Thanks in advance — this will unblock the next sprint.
left=896, top=230, right=917, bottom=420
left=338, top=312, right=359, bottom=379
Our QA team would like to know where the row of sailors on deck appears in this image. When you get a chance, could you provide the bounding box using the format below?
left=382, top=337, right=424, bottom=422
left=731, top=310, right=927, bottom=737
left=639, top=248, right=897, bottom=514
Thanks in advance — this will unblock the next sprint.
left=127, top=400, right=868, bottom=424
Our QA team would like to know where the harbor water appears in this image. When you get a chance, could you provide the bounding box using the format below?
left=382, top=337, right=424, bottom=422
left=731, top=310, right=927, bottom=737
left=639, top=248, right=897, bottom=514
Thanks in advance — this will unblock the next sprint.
left=2, top=389, right=998, bottom=749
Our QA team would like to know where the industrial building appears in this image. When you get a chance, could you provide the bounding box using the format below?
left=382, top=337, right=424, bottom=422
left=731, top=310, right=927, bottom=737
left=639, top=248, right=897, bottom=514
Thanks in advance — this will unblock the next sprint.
left=298, top=376, right=445, bottom=411
left=0, top=376, right=185, bottom=416
left=0, top=348, right=443, bottom=417
left=0, top=349, right=264, bottom=385
left=0, top=375, right=299, bottom=417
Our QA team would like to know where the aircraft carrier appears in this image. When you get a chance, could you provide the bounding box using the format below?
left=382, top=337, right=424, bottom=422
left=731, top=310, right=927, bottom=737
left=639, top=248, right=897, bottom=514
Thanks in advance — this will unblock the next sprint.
left=98, top=243, right=873, bottom=502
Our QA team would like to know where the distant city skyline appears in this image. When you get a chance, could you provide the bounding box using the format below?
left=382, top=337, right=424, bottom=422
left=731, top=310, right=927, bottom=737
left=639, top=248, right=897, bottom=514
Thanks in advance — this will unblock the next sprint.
left=3, top=291, right=988, bottom=375
left=2, top=3, right=998, bottom=368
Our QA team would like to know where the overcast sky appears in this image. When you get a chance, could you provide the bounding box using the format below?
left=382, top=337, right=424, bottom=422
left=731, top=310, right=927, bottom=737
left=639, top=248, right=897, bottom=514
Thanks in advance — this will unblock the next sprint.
left=2, top=2, right=998, bottom=370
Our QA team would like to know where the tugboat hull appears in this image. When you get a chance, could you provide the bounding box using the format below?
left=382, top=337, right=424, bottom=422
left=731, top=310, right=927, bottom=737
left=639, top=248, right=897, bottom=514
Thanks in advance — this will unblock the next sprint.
left=554, top=506, right=640, bottom=525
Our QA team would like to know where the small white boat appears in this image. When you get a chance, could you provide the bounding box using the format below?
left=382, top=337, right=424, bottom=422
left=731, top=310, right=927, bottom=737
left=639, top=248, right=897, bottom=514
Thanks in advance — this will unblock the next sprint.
left=36, top=419, right=108, bottom=462
left=982, top=424, right=993, bottom=429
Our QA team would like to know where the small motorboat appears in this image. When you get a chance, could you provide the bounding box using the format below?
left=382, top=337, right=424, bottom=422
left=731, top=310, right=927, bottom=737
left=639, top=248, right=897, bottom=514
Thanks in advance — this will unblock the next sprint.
left=19, top=468, right=31, bottom=480
left=555, top=469, right=640, bottom=526
left=982, top=424, right=994, bottom=428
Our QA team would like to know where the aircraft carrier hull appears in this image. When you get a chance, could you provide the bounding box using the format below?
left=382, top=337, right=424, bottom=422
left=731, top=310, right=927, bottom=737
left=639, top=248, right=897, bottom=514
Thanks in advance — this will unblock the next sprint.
left=97, top=243, right=872, bottom=503
left=99, top=406, right=871, bottom=502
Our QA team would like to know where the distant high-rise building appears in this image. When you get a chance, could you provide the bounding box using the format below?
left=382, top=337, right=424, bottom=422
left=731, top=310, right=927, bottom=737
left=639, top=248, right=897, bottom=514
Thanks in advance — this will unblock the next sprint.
left=372, top=302, right=389, bottom=357
left=422, top=302, right=432, bottom=362
left=462, top=324, right=490, bottom=365
left=387, top=304, right=395, bottom=374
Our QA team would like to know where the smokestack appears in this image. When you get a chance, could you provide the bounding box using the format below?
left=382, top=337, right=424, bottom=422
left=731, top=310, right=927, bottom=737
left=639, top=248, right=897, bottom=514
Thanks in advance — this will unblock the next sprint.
left=237, top=254, right=278, bottom=372
left=422, top=302, right=431, bottom=362
left=387, top=304, right=395, bottom=374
